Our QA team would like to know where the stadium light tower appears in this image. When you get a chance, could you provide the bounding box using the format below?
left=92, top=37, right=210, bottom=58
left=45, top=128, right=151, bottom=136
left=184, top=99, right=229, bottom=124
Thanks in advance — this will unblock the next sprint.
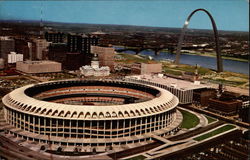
left=175, top=8, right=223, bottom=73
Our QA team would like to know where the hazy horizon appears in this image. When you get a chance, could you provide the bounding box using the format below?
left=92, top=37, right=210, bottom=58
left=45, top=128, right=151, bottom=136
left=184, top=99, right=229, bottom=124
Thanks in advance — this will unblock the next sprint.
left=2, top=19, right=249, bottom=33
left=0, top=0, right=249, bottom=32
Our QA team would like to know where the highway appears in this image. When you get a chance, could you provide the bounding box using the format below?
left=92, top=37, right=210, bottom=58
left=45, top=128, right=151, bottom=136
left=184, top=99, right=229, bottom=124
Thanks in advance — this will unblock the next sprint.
left=0, top=134, right=51, bottom=160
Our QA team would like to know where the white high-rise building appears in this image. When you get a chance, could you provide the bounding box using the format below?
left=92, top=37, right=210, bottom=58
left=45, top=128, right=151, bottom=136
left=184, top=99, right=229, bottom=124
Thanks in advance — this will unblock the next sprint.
left=8, top=52, right=23, bottom=64
left=33, top=39, right=50, bottom=60
left=27, top=42, right=33, bottom=60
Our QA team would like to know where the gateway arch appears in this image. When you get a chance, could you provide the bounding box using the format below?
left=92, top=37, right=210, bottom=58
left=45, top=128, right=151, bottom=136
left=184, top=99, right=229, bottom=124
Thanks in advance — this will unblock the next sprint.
left=175, top=8, right=223, bottom=72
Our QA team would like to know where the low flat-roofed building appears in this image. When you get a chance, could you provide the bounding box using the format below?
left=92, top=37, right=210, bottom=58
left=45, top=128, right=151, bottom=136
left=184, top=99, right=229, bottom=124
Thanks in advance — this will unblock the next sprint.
left=208, top=98, right=242, bottom=116
left=141, top=62, right=162, bottom=74
left=125, top=74, right=208, bottom=104
left=131, top=62, right=162, bottom=75
left=16, top=60, right=61, bottom=73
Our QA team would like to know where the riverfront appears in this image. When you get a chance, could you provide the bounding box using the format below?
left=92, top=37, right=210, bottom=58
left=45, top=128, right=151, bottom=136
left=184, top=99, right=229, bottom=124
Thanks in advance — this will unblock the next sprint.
left=116, top=52, right=249, bottom=90
left=159, top=49, right=248, bottom=62
left=117, top=49, right=249, bottom=75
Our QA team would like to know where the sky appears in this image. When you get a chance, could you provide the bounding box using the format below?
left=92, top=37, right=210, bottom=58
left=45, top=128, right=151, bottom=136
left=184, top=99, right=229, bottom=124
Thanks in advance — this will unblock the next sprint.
left=0, top=0, right=249, bottom=31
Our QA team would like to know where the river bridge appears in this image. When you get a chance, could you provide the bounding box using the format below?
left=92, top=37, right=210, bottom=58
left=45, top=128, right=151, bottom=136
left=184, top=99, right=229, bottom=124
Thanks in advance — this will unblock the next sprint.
left=115, top=44, right=208, bottom=55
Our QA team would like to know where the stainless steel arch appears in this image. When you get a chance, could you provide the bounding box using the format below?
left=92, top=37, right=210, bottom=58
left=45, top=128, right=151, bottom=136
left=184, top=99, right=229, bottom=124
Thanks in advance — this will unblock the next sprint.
left=175, top=8, right=223, bottom=72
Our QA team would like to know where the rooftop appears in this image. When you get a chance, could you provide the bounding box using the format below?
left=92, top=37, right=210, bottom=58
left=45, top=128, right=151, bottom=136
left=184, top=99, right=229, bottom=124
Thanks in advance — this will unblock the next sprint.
left=0, top=36, right=13, bottom=40
left=3, top=80, right=178, bottom=120
left=127, top=74, right=209, bottom=91
left=20, top=60, right=61, bottom=65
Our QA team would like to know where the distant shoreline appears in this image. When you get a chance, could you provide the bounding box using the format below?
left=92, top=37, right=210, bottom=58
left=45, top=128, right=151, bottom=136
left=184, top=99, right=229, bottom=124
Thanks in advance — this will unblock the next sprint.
left=180, top=52, right=249, bottom=62
left=114, top=46, right=248, bottom=63
left=1, top=19, right=249, bottom=33
left=159, top=49, right=249, bottom=62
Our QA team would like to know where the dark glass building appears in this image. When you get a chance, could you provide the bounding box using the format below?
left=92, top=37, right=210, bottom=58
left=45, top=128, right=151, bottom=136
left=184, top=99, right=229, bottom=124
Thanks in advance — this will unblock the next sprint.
left=67, top=34, right=99, bottom=54
left=45, top=32, right=65, bottom=43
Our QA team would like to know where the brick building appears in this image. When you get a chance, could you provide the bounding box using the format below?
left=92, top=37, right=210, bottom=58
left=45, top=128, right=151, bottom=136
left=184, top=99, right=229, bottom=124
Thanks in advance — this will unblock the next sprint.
left=141, top=63, right=162, bottom=74
left=131, top=62, right=162, bottom=75
left=91, top=46, right=115, bottom=71
left=48, top=43, right=68, bottom=64
left=208, top=98, right=242, bottom=116
left=64, top=53, right=92, bottom=70
left=193, top=88, right=216, bottom=106
left=14, top=38, right=30, bottom=60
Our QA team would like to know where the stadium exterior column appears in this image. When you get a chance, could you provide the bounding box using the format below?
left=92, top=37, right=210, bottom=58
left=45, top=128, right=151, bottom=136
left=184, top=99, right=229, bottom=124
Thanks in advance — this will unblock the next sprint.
left=70, top=120, right=72, bottom=138
left=129, top=119, right=131, bottom=137
left=140, top=118, right=142, bottom=135
left=24, top=113, right=26, bottom=130
left=38, top=117, right=40, bottom=134
left=28, top=115, right=30, bottom=131
left=56, top=119, right=58, bottom=137
left=110, top=120, right=113, bottom=138
left=50, top=118, right=52, bottom=136
left=33, top=116, right=35, bottom=133
left=123, top=119, right=125, bottom=137
left=83, top=120, right=85, bottom=139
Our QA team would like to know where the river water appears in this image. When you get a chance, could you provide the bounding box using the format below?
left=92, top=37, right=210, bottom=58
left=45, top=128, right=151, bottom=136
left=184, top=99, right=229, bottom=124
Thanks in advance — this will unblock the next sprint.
left=116, top=48, right=249, bottom=75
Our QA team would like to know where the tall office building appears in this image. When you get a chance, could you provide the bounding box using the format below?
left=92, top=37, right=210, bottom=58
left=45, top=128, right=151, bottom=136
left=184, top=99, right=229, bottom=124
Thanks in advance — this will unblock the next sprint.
left=33, top=39, right=50, bottom=60
left=14, top=38, right=30, bottom=60
left=67, top=34, right=80, bottom=52
left=48, top=43, right=68, bottom=64
left=65, top=53, right=84, bottom=70
left=81, top=36, right=99, bottom=54
left=0, top=37, right=15, bottom=61
left=45, top=32, right=65, bottom=43
left=67, top=34, right=99, bottom=54
left=91, top=46, right=115, bottom=71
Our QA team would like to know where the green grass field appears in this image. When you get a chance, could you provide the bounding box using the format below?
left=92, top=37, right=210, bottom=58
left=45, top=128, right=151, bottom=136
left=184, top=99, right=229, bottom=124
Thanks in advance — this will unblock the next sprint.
left=163, top=68, right=183, bottom=76
left=194, top=125, right=236, bottom=141
left=116, top=53, right=153, bottom=64
left=125, top=155, right=146, bottom=160
left=204, top=115, right=217, bottom=124
left=180, top=109, right=200, bottom=129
